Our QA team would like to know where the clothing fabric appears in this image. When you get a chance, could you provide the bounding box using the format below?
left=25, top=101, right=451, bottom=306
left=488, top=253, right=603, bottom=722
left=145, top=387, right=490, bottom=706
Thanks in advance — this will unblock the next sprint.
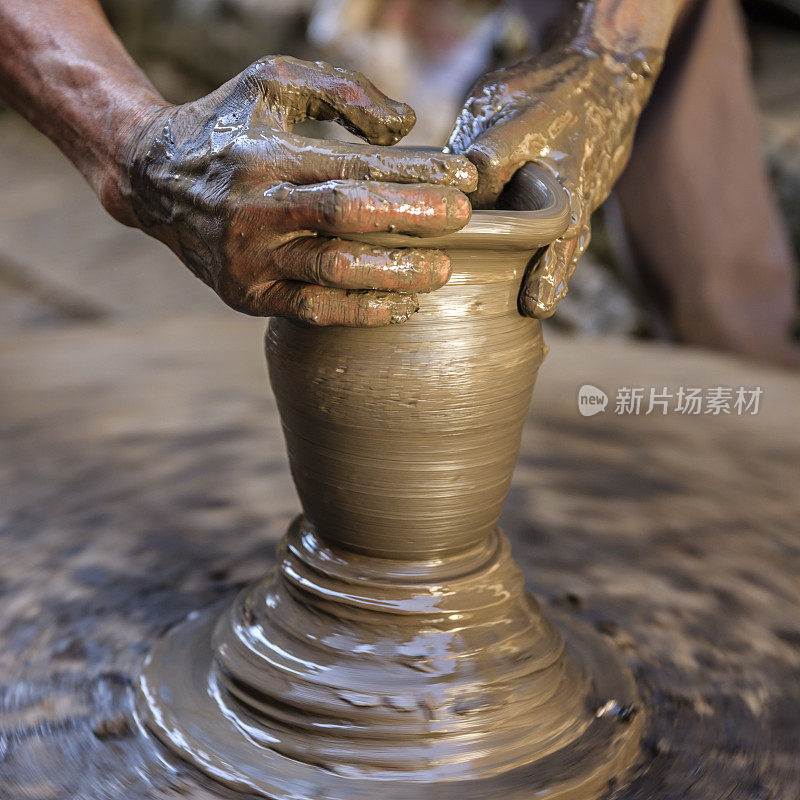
left=616, top=0, right=798, bottom=360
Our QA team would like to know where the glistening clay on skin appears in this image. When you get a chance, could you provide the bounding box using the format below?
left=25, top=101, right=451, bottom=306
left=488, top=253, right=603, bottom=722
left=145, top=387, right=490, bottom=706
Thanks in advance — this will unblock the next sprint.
left=448, top=41, right=663, bottom=318
left=0, top=0, right=684, bottom=327
left=139, top=167, right=643, bottom=800
left=123, top=56, right=478, bottom=326
left=0, top=0, right=696, bottom=333
left=0, top=2, right=477, bottom=328
left=446, top=0, right=692, bottom=318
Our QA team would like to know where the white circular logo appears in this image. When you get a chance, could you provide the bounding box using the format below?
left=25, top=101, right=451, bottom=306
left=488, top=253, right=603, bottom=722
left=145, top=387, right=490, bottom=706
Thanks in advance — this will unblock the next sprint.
left=577, top=384, right=608, bottom=417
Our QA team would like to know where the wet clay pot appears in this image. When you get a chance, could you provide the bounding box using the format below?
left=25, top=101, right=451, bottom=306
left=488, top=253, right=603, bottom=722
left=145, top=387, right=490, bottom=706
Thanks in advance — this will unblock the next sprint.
left=138, top=165, right=643, bottom=799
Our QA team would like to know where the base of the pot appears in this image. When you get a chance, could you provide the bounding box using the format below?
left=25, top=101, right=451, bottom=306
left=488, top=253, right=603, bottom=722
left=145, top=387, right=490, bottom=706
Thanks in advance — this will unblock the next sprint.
left=138, top=602, right=642, bottom=800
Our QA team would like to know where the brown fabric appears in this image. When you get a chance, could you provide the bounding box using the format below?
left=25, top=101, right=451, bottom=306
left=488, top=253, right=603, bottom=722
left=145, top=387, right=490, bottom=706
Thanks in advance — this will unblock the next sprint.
left=615, top=0, right=798, bottom=361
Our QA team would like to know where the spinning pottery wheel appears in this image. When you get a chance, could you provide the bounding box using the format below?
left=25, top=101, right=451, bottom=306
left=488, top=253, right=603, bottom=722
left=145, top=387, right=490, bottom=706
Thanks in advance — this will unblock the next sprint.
left=138, top=165, right=643, bottom=799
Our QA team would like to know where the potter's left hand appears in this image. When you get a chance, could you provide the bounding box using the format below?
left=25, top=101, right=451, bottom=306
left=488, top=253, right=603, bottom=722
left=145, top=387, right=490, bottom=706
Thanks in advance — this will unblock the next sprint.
left=447, top=43, right=660, bottom=318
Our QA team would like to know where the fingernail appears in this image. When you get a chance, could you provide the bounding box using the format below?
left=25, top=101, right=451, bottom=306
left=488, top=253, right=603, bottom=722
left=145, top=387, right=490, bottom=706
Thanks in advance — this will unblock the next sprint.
left=381, top=102, right=415, bottom=142
left=453, top=158, right=479, bottom=192
left=429, top=251, right=452, bottom=288
left=355, top=291, right=418, bottom=325
left=447, top=192, right=472, bottom=229
left=392, top=250, right=449, bottom=293
left=386, top=293, right=419, bottom=324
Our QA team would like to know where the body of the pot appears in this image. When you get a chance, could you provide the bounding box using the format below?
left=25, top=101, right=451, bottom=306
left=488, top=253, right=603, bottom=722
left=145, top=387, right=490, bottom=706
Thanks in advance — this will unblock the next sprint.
left=140, top=166, right=643, bottom=800
left=266, top=246, right=545, bottom=559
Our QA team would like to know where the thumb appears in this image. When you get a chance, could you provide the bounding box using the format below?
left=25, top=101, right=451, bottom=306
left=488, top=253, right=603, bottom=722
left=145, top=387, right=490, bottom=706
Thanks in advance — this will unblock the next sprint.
left=453, top=111, right=535, bottom=209
left=247, top=56, right=415, bottom=145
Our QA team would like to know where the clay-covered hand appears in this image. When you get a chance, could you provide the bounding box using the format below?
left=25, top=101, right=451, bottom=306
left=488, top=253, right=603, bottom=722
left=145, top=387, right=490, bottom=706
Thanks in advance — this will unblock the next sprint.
left=447, top=43, right=659, bottom=318
left=112, top=56, right=477, bottom=325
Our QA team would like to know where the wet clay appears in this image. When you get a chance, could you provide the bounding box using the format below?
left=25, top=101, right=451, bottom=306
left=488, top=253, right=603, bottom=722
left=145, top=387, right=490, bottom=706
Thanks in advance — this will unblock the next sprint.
left=138, top=165, right=642, bottom=799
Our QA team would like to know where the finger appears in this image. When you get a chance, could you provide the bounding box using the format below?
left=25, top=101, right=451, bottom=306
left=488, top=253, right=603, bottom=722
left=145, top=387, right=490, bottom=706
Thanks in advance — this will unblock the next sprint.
left=249, top=56, right=415, bottom=145
left=269, top=237, right=451, bottom=293
left=464, top=115, right=545, bottom=208
left=237, top=180, right=471, bottom=238
left=266, top=135, right=478, bottom=193
left=458, top=107, right=567, bottom=208
left=238, top=281, right=420, bottom=326
left=519, top=237, right=579, bottom=319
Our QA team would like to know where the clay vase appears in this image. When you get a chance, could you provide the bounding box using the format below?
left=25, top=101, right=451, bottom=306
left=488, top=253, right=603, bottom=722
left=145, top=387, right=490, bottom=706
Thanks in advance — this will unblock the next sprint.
left=139, top=165, right=642, bottom=800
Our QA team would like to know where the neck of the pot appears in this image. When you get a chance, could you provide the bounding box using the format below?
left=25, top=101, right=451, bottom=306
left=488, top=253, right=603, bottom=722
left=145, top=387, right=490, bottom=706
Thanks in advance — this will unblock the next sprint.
left=353, top=161, right=571, bottom=252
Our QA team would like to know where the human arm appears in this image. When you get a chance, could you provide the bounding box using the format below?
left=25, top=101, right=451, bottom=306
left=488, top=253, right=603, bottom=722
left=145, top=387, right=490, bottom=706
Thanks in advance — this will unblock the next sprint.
left=0, top=0, right=477, bottom=325
left=448, top=0, right=691, bottom=318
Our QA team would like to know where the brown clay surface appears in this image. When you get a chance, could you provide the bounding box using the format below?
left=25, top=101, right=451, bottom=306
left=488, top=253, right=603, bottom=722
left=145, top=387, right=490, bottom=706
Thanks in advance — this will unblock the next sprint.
left=1, top=315, right=799, bottom=799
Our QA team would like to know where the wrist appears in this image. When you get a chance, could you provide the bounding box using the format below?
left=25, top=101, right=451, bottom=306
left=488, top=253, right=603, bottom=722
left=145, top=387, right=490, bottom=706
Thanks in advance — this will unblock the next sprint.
left=556, top=36, right=663, bottom=114
left=0, top=0, right=173, bottom=225
left=548, top=0, right=678, bottom=100
left=95, top=96, right=174, bottom=228
left=564, top=0, right=685, bottom=55
left=565, top=35, right=660, bottom=83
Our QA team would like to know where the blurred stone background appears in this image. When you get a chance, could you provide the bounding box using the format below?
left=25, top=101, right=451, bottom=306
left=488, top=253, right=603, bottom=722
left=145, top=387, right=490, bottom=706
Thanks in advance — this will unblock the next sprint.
left=0, top=0, right=798, bottom=341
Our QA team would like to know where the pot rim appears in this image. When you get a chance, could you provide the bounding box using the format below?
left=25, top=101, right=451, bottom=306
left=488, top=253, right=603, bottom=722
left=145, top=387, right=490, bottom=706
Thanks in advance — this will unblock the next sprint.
left=355, top=163, right=571, bottom=252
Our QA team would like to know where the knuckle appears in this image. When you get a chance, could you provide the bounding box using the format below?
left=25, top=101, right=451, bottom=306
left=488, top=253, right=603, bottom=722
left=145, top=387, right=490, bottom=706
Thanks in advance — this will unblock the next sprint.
left=248, top=56, right=279, bottom=81
left=318, top=186, right=350, bottom=227
left=293, top=286, right=324, bottom=324
left=217, top=278, right=249, bottom=313
left=217, top=266, right=278, bottom=317
left=329, top=62, right=364, bottom=84
left=328, top=247, right=351, bottom=285
left=309, top=243, right=344, bottom=286
left=237, top=59, right=276, bottom=100
left=468, top=145, right=504, bottom=174
left=241, top=56, right=308, bottom=100
left=305, top=249, right=327, bottom=286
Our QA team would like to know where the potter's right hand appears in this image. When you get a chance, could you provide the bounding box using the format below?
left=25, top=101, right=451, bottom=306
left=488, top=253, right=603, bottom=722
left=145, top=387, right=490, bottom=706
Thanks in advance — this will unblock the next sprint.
left=109, top=56, right=477, bottom=325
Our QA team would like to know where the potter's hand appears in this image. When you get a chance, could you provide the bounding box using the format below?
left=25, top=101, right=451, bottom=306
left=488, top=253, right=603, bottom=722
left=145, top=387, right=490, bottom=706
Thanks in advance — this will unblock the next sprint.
left=448, top=43, right=660, bottom=318
left=118, top=57, right=477, bottom=325
left=0, top=3, right=477, bottom=325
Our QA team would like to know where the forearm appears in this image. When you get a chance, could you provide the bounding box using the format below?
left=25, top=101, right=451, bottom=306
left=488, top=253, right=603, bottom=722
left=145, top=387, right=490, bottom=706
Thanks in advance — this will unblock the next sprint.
left=0, top=0, right=168, bottom=221
left=558, top=0, right=693, bottom=56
